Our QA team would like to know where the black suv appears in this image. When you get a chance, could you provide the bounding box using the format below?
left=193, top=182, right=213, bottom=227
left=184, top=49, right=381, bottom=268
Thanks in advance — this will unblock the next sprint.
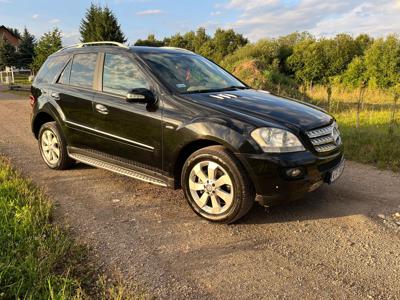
left=31, top=42, right=344, bottom=223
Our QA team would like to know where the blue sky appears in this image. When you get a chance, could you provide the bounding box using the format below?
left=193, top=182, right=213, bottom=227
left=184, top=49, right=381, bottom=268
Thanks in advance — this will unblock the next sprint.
left=1, top=0, right=399, bottom=45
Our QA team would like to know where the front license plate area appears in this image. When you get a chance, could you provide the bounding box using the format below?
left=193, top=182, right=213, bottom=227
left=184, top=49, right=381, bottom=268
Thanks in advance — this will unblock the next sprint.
left=328, top=159, right=345, bottom=184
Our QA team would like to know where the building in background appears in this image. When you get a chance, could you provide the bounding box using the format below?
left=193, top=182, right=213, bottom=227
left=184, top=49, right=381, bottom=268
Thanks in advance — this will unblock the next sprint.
left=0, top=25, right=20, bottom=48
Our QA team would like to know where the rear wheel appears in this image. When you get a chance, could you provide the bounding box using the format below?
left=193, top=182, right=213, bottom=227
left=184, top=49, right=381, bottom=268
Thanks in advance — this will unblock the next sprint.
left=38, top=122, right=73, bottom=170
left=182, top=146, right=254, bottom=224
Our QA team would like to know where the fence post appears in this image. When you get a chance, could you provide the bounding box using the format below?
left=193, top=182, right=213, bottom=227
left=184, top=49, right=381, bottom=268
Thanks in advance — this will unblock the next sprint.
left=11, top=67, right=14, bottom=84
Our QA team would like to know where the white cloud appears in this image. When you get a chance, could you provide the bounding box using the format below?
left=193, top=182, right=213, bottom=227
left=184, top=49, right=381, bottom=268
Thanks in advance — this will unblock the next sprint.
left=224, top=0, right=400, bottom=40
left=136, top=9, right=163, bottom=16
left=211, top=11, right=222, bottom=16
left=49, top=18, right=60, bottom=24
left=32, top=14, right=39, bottom=19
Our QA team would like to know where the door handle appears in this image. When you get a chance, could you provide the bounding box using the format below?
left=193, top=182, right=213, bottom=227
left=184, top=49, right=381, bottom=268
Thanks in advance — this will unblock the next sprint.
left=50, top=92, right=60, bottom=100
left=95, top=103, right=109, bottom=115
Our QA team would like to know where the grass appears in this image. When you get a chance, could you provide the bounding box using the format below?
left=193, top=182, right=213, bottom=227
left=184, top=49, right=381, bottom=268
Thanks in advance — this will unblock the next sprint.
left=302, top=86, right=400, bottom=172
left=0, top=157, right=145, bottom=299
left=334, top=109, right=400, bottom=172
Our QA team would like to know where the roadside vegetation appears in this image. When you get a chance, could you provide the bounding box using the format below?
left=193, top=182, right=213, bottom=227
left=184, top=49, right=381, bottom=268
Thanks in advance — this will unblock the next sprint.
left=1, top=4, right=399, bottom=171
left=0, top=156, right=144, bottom=299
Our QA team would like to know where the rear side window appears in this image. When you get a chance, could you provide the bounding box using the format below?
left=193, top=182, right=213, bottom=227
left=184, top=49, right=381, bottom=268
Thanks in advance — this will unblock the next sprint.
left=69, top=53, right=97, bottom=89
left=102, top=53, right=149, bottom=96
left=35, top=55, right=69, bottom=84
left=58, top=59, right=72, bottom=85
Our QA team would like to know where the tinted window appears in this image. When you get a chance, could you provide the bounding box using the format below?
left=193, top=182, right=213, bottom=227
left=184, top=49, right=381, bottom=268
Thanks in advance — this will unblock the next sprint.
left=69, top=53, right=97, bottom=88
left=35, top=55, right=69, bottom=84
left=58, top=59, right=72, bottom=85
left=103, top=53, right=149, bottom=96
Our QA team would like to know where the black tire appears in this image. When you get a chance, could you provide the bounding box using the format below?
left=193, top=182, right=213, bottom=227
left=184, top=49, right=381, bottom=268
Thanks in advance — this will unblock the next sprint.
left=181, top=145, right=254, bottom=224
left=38, top=121, right=73, bottom=170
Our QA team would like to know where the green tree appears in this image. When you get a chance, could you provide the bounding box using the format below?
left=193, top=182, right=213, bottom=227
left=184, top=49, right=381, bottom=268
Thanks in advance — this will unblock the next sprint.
left=365, top=36, right=400, bottom=134
left=17, top=28, right=36, bottom=69
left=355, top=34, right=373, bottom=54
left=342, top=56, right=368, bottom=128
left=80, top=4, right=126, bottom=43
left=31, top=29, right=62, bottom=72
left=287, top=38, right=325, bottom=92
left=0, top=38, right=17, bottom=69
left=135, top=34, right=164, bottom=47
left=209, top=29, right=248, bottom=62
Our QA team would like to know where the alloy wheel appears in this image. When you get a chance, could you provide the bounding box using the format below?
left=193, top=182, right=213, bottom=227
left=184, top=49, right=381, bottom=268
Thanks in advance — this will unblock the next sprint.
left=41, top=129, right=60, bottom=165
left=188, top=160, right=234, bottom=215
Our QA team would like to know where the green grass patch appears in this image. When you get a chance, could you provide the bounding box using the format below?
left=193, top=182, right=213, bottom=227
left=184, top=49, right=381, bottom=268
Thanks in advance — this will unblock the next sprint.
left=334, top=110, right=400, bottom=172
left=0, top=157, right=144, bottom=299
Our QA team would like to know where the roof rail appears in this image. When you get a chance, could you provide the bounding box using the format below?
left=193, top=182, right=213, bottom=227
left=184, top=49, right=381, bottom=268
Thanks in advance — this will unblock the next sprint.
left=56, top=41, right=128, bottom=53
left=160, top=46, right=193, bottom=53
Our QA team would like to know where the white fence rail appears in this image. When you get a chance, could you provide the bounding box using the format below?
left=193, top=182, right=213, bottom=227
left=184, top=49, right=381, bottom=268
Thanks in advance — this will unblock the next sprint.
left=0, top=67, right=33, bottom=84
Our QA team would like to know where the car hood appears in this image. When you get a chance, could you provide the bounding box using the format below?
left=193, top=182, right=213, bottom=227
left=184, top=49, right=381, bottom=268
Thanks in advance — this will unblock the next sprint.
left=181, top=89, right=332, bottom=131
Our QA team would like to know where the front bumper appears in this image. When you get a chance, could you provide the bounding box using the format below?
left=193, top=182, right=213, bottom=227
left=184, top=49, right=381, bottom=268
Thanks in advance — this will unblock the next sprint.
left=236, top=147, right=344, bottom=207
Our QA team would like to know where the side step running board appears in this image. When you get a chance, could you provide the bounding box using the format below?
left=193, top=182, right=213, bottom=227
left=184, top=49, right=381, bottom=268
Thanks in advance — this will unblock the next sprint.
left=68, top=152, right=168, bottom=187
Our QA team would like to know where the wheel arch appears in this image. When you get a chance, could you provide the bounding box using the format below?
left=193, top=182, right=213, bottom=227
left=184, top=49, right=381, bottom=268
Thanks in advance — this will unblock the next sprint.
left=173, top=139, right=222, bottom=188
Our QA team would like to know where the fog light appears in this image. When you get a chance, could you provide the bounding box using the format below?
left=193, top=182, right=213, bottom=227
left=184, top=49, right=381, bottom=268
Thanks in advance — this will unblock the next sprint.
left=286, top=168, right=303, bottom=178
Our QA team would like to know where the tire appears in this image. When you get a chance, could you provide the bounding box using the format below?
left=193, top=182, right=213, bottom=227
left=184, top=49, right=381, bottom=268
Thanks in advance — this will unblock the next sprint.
left=38, top=121, right=73, bottom=170
left=181, top=145, right=254, bottom=224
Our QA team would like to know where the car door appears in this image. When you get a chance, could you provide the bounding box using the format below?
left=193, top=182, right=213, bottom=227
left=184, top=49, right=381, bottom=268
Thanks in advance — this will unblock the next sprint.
left=52, top=52, right=99, bottom=149
left=91, top=51, right=163, bottom=171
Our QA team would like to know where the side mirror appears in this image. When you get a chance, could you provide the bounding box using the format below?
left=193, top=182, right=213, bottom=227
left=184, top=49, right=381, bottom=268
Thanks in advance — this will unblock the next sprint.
left=126, top=88, right=156, bottom=105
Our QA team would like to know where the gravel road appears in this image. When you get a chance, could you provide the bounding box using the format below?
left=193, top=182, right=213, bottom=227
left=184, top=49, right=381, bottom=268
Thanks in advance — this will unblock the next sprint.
left=1, top=94, right=399, bottom=299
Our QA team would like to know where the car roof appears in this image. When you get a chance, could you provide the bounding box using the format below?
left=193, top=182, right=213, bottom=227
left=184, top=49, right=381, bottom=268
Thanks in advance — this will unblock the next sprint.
left=51, top=43, right=195, bottom=57
left=130, top=46, right=194, bottom=55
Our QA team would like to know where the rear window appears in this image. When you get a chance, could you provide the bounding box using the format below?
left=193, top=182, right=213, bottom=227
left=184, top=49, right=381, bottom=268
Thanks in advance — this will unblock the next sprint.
left=69, top=53, right=97, bottom=89
left=35, top=55, right=69, bottom=84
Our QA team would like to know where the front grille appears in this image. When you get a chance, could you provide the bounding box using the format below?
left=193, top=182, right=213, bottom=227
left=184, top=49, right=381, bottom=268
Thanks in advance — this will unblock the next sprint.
left=306, top=122, right=342, bottom=153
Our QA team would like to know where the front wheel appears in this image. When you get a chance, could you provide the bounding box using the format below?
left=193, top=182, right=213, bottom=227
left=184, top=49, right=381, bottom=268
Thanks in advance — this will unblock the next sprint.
left=181, top=146, right=254, bottom=224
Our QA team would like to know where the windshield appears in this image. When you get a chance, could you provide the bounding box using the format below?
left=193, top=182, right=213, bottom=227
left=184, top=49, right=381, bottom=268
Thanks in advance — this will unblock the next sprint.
left=139, top=52, right=247, bottom=94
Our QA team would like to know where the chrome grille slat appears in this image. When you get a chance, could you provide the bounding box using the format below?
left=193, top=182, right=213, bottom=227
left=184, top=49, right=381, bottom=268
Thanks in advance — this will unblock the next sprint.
left=306, top=122, right=341, bottom=153
left=311, top=136, right=334, bottom=146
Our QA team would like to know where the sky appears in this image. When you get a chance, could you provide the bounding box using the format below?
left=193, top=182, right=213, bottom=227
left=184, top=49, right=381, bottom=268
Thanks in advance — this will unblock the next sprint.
left=1, top=0, right=400, bottom=45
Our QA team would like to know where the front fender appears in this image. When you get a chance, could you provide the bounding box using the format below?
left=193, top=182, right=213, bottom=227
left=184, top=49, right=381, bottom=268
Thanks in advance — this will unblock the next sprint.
left=163, top=117, right=258, bottom=176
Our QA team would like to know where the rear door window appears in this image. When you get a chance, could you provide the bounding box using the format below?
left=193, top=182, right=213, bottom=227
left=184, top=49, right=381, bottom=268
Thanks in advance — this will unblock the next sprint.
left=35, top=55, right=69, bottom=84
left=69, top=53, right=98, bottom=89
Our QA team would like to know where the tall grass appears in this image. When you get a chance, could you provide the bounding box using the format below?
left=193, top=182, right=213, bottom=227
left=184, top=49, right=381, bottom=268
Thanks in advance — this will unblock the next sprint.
left=0, top=158, right=82, bottom=299
left=334, top=110, right=400, bottom=171
left=0, top=157, right=143, bottom=299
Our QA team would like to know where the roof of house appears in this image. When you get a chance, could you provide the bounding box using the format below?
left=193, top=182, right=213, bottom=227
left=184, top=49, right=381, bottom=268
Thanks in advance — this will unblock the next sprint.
left=0, top=25, right=20, bottom=47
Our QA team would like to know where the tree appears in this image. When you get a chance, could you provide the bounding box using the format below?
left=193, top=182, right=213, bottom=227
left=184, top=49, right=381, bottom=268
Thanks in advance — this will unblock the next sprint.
left=365, top=36, right=400, bottom=134
left=135, top=34, right=164, bottom=47
left=17, top=28, right=36, bottom=69
left=209, top=29, right=248, bottom=62
left=80, top=4, right=126, bottom=43
left=342, top=56, right=368, bottom=128
left=287, top=38, right=326, bottom=92
left=355, top=34, right=373, bottom=54
left=31, top=29, right=62, bottom=72
left=0, top=38, right=17, bottom=69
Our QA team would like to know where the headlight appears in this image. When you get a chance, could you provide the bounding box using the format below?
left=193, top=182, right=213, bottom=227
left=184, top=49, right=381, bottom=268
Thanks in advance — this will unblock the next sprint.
left=251, top=128, right=305, bottom=153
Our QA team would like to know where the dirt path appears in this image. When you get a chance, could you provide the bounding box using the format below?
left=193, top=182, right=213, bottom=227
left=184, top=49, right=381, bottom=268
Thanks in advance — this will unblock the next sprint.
left=1, top=96, right=400, bottom=299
